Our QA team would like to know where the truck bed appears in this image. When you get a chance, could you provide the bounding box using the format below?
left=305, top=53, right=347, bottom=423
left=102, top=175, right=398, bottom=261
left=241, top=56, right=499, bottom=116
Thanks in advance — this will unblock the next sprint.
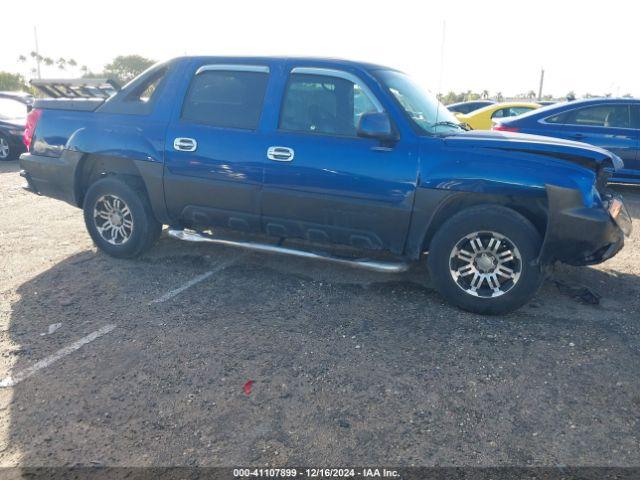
left=33, top=98, right=105, bottom=112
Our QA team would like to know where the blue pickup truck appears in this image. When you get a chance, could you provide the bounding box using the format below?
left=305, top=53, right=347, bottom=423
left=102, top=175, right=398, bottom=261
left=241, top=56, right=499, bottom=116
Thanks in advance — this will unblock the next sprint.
left=19, top=57, right=632, bottom=314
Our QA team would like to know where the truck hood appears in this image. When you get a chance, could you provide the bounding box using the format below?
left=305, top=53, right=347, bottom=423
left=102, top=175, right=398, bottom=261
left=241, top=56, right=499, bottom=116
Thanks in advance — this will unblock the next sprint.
left=443, top=130, right=623, bottom=171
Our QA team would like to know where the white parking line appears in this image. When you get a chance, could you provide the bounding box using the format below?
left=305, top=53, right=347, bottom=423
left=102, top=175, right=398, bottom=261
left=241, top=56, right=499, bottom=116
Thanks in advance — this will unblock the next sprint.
left=0, top=324, right=117, bottom=388
left=149, top=254, right=244, bottom=305
left=0, top=257, right=243, bottom=388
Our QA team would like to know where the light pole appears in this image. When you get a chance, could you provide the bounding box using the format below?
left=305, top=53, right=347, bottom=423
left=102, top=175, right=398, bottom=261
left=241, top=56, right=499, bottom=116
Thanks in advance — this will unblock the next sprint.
left=538, top=68, right=545, bottom=100
left=34, top=26, right=42, bottom=79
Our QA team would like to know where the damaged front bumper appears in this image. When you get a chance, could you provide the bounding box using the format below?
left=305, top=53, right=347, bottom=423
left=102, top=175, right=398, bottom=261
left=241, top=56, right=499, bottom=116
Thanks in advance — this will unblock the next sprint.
left=538, top=185, right=632, bottom=266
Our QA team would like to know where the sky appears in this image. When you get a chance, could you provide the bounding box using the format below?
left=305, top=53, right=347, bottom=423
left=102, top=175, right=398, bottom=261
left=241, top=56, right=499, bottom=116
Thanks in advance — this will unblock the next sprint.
left=1, top=0, right=638, bottom=98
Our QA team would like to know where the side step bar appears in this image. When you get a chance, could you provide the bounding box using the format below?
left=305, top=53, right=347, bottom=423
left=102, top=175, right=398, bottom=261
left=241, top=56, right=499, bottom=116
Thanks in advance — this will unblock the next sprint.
left=167, top=229, right=410, bottom=273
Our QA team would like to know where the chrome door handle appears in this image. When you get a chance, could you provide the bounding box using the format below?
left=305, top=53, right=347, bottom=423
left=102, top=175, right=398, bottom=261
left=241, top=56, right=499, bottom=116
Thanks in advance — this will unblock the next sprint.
left=173, top=137, right=197, bottom=152
left=267, top=146, right=294, bottom=162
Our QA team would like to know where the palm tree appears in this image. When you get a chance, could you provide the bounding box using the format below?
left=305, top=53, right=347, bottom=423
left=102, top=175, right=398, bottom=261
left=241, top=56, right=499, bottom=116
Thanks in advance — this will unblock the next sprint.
left=481, top=90, right=489, bottom=99
left=495, top=92, right=504, bottom=102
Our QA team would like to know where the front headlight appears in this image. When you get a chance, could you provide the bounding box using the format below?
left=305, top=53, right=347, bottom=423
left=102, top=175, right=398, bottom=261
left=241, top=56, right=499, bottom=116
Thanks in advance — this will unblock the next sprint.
left=608, top=196, right=633, bottom=237
left=608, top=153, right=625, bottom=171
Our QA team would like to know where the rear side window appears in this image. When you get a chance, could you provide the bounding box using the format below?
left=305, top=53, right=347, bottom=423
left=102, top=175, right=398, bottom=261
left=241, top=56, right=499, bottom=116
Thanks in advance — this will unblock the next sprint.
left=510, top=107, right=534, bottom=116
left=451, top=103, right=478, bottom=114
left=279, top=73, right=378, bottom=136
left=181, top=70, right=269, bottom=129
left=547, top=105, right=631, bottom=128
left=491, top=107, right=533, bottom=119
left=125, top=67, right=167, bottom=103
left=456, top=105, right=472, bottom=114
left=545, top=111, right=572, bottom=124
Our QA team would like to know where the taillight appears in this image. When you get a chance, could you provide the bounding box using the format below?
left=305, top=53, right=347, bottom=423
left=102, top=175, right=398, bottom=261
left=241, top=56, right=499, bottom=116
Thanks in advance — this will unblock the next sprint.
left=492, top=123, right=519, bottom=132
left=23, top=108, right=42, bottom=151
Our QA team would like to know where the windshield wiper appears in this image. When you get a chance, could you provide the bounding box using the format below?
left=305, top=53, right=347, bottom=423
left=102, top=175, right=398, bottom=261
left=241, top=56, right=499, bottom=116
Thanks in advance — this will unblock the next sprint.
left=432, top=121, right=468, bottom=131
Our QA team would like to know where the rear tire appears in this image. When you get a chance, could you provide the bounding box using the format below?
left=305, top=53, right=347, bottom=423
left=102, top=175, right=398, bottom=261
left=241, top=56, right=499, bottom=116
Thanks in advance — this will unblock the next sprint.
left=0, top=134, right=15, bottom=161
left=427, top=205, right=544, bottom=315
left=83, top=176, right=162, bottom=258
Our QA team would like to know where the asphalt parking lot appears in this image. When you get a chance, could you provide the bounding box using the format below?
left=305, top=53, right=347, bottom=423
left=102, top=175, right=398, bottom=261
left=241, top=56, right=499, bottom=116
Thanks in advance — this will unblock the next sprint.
left=0, top=160, right=639, bottom=467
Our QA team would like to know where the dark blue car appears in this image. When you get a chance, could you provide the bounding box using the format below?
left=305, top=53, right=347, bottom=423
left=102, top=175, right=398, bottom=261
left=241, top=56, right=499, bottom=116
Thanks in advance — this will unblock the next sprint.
left=494, top=98, right=640, bottom=184
left=18, top=57, right=633, bottom=314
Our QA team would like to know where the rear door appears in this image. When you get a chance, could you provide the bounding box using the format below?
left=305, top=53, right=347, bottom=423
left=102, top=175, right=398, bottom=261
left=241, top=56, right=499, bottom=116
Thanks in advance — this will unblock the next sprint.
left=628, top=105, right=640, bottom=172
left=163, top=64, right=271, bottom=232
left=260, top=66, right=419, bottom=254
left=548, top=103, right=637, bottom=165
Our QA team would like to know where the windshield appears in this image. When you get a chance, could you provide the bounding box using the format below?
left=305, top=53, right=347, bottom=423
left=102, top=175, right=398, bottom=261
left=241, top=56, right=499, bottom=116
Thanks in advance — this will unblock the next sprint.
left=375, top=70, right=463, bottom=134
left=0, top=98, right=27, bottom=121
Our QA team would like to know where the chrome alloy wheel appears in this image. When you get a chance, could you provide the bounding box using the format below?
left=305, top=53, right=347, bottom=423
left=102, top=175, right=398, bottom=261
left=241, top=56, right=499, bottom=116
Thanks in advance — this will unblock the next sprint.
left=449, top=231, right=522, bottom=298
left=0, top=137, right=9, bottom=159
left=93, top=194, right=134, bottom=245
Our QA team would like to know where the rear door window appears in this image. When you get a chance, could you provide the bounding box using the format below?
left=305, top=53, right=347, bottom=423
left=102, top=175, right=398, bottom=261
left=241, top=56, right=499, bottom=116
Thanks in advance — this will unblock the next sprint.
left=550, top=105, right=631, bottom=128
left=630, top=106, right=640, bottom=129
left=181, top=68, right=270, bottom=129
left=573, top=105, right=630, bottom=128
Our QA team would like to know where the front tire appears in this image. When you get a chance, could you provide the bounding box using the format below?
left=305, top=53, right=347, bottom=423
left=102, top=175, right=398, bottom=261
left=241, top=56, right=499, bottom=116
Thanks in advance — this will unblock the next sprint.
left=83, top=176, right=162, bottom=258
left=428, top=205, right=544, bottom=315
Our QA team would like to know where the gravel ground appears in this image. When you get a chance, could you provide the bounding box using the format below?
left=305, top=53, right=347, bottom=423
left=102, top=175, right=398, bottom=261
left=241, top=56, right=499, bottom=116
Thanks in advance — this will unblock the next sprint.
left=0, top=160, right=639, bottom=467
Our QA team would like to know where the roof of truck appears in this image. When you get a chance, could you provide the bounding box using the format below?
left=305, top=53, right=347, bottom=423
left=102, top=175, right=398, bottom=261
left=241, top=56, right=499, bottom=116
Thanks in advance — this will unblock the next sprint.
left=171, top=56, right=399, bottom=72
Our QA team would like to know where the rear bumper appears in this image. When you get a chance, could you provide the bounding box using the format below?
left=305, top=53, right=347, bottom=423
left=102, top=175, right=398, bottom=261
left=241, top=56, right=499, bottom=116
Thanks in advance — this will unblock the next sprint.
left=538, top=185, right=630, bottom=266
left=19, top=152, right=80, bottom=205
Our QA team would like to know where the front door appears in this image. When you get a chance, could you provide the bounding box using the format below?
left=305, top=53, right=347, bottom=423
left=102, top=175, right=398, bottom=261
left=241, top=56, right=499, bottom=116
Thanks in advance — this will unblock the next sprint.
left=163, top=64, right=271, bottom=232
left=261, top=67, right=419, bottom=255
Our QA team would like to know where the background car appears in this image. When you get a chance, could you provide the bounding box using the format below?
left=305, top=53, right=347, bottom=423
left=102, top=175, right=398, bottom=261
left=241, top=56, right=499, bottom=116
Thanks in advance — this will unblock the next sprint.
left=493, top=98, right=640, bottom=184
left=0, top=97, right=27, bottom=161
left=447, top=100, right=495, bottom=114
left=0, top=91, right=35, bottom=109
left=455, top=101, right=540, bottom=130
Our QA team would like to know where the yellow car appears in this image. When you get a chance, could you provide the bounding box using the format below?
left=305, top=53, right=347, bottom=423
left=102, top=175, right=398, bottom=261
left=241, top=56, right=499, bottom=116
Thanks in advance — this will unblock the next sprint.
left=455, top=102, right=540, bottom=130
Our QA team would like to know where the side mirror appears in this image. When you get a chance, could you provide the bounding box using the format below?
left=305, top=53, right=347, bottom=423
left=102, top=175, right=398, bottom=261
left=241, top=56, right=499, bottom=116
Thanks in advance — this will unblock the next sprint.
left=357, top=112, right=397, bottom=142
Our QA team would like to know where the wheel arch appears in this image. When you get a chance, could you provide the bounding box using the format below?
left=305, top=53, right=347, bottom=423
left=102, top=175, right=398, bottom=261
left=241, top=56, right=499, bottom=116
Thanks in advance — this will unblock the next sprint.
left=74, top=153, right=170, bottom=224
left=405, top=189, right=548, bottom=260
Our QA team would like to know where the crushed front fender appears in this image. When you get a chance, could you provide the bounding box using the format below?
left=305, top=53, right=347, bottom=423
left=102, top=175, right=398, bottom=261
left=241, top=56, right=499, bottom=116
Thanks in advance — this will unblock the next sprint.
left=537, top=184, right=626, bottom=266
